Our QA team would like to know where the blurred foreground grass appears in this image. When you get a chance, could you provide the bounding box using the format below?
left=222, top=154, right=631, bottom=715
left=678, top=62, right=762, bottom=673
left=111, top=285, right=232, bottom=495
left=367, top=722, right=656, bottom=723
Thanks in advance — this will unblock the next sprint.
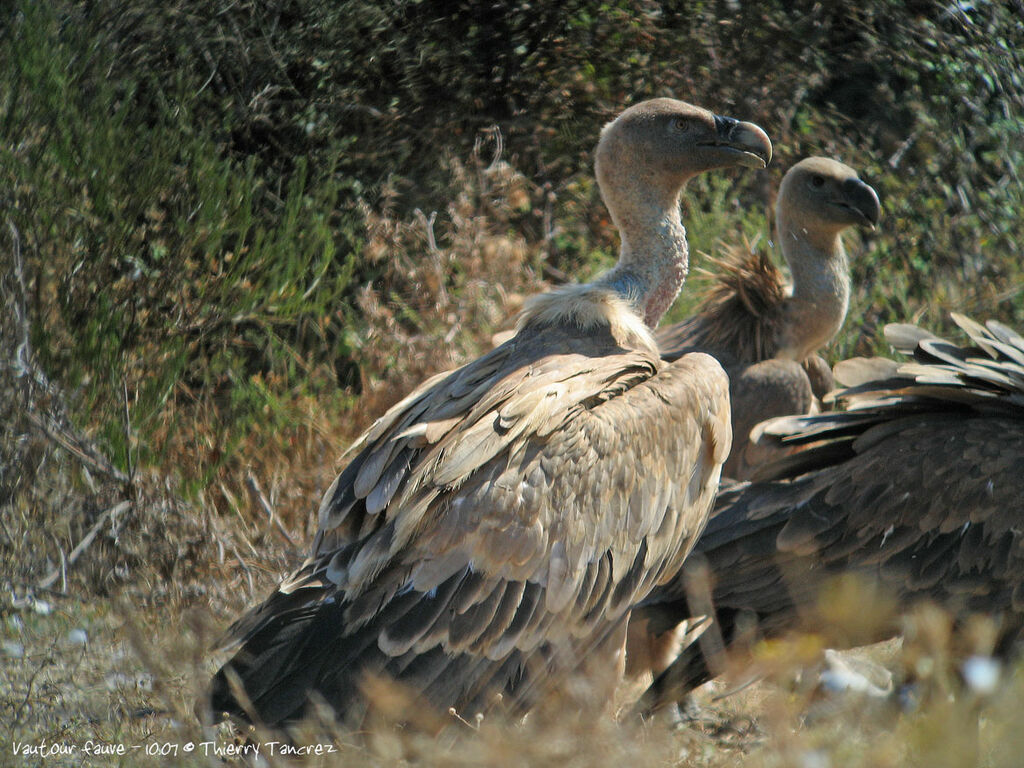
left=6, top=591, right=1024, bottom=767
left=2, top=0, right=1024, bottom=764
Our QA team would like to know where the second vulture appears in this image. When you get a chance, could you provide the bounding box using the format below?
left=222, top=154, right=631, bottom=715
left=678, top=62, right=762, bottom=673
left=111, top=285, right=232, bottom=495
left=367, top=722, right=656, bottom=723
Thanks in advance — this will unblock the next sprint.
left=635, top=314, right=1024, bottom=714
left=627, top=157, right=879, bottom=679
left=657, top=156, right=880, bottom=480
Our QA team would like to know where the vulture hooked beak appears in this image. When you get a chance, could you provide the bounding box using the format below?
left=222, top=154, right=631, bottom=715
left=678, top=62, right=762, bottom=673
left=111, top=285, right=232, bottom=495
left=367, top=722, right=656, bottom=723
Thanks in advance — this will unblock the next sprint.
left=703, top=114, right=773, bottom=169
left=834, top=177, right=882, bottom=230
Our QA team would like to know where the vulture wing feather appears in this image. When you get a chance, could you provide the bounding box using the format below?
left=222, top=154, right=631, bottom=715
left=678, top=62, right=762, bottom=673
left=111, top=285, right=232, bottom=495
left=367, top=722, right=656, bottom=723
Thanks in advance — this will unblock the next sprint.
left=635, top=315, right=1024, bottom=715
left=210, top=317, right=730, bottom=726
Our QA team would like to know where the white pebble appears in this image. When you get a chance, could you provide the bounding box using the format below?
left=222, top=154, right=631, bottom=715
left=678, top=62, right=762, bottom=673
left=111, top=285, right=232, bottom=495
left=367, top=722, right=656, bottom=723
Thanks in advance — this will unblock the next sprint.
left=962, top=655, right=1000, bottom=695
left=67, top=629, right=88, bottom=646
left=800, top=750, right=830, bottom=768
left=32, top=599, right=52, bottom=615
left=2, top=641, right=25, bottom=658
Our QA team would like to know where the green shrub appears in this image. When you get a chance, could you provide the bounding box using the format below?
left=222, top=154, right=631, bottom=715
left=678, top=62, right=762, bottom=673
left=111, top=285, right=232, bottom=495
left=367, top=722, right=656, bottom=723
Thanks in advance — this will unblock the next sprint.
left=2, top=2, right=360, bottom=480
left=2, top=0, right=1021, bottom=493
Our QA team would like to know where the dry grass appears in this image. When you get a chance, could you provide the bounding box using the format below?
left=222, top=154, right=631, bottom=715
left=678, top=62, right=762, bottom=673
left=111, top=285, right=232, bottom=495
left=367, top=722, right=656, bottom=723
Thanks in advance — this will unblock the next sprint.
left=8, top=585, right=1024, bottom=768
left=5, top=169, right=1024, bottom=768
left=349, top=145, right=545, bottom=419
left=4, top=8, right=1024, bottom=755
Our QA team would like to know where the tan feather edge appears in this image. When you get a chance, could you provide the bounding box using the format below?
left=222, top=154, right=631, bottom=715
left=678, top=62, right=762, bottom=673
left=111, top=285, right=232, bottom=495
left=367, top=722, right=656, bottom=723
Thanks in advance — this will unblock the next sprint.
left=516, top=284, right=658, bottom=355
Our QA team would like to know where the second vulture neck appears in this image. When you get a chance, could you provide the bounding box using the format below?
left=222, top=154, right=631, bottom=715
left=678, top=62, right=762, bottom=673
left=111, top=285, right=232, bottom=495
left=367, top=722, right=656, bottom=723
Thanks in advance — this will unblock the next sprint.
left=595, top=182, right=688, bottom=329
left=775, top=213, right=851, bottom=361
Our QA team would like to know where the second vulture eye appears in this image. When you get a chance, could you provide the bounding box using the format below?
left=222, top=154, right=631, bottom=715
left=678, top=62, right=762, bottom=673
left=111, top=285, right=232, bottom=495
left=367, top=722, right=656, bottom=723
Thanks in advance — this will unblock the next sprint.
left=811, top=175, right=825, bottom=187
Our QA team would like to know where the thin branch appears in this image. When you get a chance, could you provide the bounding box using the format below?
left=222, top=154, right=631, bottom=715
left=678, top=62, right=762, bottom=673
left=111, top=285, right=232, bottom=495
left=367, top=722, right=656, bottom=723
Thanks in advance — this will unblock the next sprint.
left=8, top=222, right=31, bottom=374
left=231, top=544, right=255, bottom=600
left=121, top=377, right=135, bottom=488
left=12, top=642, right=52, bottom=726
left=24, top=410, right=130, bottom=485
left=414, top=208, right=447, bottom=307
left=45, top=532, right=68, bottom=593
left=245, top=472, right=295, bottom=547
left=37, top=500, right=132, bottom=590
left=5, top=219, right=131, bottom=489
left=542, top=181, right=556, bottom=263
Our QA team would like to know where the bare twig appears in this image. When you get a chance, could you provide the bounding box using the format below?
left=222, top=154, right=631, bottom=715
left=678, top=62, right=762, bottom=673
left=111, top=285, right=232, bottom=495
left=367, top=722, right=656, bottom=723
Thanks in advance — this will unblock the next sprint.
left=37, top=500, right=132, bottom=590
left=44, top=532, right=69, bottom=593
left=541, top=181, right=556, bottom=262
left=0, top=516, right=13, bottom=551
left=205, top=506, right=230, bottom=567
left=6, top=219, right=132, bottom=489
left=245, top=472, right=295, bottom=547
left=888, top=132, right=918, bottom=169
left=8, top=222, right=31, bottom=374
left=448, top=706, right=482, bottom=730
left=24, top=410, right=130, bottom=485
left=12, top=642, right=53, bottom=726
left=416, top=208, right=440, bottom=255
left=542, top=263, right=570, bottom=283
left=220, top=481, right=257, bottom=544
left=487, top=125, right=503, bottom=171
left=231, top=544, right=255, bottom=600
left=472, top=124, right=502, bottom=171
left=414, top=208, right=448, bottom=307
left=122, top=377, right=135, bottom=489
left=57, top=546, right=67, bottom=594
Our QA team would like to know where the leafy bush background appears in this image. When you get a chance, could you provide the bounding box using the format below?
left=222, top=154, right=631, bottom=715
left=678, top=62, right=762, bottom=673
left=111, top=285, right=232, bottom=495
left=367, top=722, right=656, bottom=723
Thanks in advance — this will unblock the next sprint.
left=2, top=1, right=1024, bottom=761
left=2, top=0, right=1022, bottom=582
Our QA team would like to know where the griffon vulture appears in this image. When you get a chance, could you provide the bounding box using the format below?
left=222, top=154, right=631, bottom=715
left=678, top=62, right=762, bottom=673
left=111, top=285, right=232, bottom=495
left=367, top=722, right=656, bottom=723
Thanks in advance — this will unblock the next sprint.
left=656, top=157, right=880, bottom=480
left=203, top=98, right=771, bottom=729
left=626, top=157, right=878, bottom=680
left=634, top=314, right=1024, bottom=714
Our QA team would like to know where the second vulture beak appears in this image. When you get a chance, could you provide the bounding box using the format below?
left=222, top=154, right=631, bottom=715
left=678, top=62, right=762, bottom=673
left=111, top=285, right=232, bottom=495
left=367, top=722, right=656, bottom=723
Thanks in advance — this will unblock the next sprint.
left=839, top=176, right=882, bottom=230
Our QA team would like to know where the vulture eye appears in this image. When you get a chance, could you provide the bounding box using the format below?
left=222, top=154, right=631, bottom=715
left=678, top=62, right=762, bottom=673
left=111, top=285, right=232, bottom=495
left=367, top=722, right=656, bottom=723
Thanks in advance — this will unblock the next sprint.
left=811, top=175, right=826, bottom=188
left=670, top=117, right=690, bottom=133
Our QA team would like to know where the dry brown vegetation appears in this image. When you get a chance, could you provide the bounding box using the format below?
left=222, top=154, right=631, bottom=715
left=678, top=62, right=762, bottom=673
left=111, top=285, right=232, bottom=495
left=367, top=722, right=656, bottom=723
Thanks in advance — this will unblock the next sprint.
left=3, top=0, right=1024, bottom=764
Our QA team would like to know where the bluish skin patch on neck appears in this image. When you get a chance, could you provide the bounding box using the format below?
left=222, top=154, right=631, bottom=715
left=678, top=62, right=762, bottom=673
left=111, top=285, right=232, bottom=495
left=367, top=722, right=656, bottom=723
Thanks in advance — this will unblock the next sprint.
left=601, top=269, right=646, bottom=308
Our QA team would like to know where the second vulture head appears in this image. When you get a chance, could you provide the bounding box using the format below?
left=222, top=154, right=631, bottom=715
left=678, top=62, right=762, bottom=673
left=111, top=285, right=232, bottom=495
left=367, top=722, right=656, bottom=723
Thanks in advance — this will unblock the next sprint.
left=778, top=156, right=881, bottom=235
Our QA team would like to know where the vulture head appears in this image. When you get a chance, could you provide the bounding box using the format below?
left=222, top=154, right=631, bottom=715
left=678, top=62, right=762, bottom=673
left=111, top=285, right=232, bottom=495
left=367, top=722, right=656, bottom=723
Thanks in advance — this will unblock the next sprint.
left=777, top=156, right=881, bottom=237
left=592, top=98, right=772, bottom=327
left=596, top=98, right=772, bottom=208
left=772, top=156, right=880, bottom=361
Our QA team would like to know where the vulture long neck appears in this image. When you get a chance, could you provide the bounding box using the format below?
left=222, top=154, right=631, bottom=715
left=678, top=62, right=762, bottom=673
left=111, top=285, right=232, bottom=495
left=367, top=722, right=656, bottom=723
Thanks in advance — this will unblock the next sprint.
left=774, top=212, right=851, bottom=361
left=595, top=182, right=688, bottom=329
left=516, top=176, right=685, bottom=354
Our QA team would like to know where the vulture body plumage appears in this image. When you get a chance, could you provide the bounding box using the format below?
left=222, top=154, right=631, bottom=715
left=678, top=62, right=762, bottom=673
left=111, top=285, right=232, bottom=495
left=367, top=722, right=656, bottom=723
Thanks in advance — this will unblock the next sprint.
left=635, top=314, right=1024, bottom=714
left=656, top=157, right=880, bottom=480
left=626, top=157, right=878, bottom=680
left=204, top=99, right=772, bottom=729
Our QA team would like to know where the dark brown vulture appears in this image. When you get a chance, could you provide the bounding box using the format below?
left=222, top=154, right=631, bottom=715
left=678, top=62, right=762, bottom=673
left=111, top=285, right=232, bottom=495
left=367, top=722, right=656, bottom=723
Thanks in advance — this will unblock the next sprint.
left=656, top=157, right=880, bottom=480
left=633, top=314, right=1024, bottom=715
left=203, top=98, right=772, bottom=729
